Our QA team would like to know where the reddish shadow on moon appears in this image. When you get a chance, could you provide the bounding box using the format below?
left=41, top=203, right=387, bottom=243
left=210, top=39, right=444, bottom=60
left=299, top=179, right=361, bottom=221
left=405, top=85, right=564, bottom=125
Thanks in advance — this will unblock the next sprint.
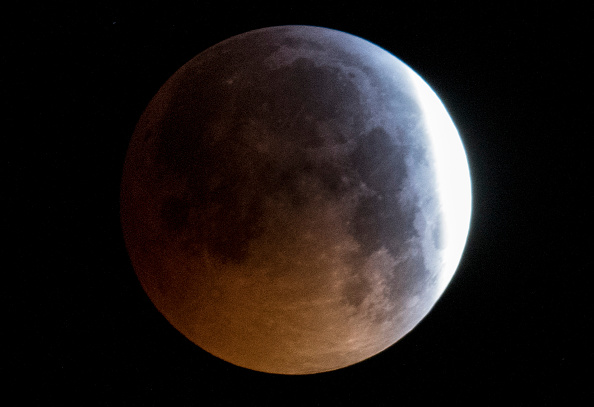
left=121, top=25, right=471, bottom=374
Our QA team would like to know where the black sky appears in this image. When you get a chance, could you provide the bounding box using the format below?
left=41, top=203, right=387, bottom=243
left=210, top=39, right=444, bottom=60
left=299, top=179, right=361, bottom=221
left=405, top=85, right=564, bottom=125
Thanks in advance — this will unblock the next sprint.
left=6, top=2, right=591, bottom=405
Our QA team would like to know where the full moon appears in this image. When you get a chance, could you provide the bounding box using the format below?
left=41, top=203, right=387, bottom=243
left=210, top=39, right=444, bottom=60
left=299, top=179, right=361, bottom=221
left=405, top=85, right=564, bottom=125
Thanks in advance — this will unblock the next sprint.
left=120, top=26, right=471, bottom=374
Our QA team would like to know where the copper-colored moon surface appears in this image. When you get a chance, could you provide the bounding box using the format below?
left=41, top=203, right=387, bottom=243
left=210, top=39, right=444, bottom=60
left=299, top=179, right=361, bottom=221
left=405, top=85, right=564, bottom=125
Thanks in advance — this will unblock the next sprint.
left=120, top=26, right=471, bottom=374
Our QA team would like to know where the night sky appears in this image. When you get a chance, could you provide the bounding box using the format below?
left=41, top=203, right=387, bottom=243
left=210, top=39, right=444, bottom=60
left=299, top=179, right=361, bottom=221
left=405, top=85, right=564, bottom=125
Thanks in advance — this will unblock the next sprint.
left=6, top=2, right=591, bottom=405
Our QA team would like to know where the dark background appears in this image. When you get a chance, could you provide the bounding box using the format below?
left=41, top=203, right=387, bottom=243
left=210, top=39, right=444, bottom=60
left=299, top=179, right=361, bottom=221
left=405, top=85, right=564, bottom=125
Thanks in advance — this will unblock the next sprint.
left=6, top=2, right=591, bottom=405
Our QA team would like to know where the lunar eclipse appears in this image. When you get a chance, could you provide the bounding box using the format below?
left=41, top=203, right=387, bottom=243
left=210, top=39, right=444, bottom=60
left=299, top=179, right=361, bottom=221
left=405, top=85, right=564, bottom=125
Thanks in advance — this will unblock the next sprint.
left=120, top=25, right=471, bottom=374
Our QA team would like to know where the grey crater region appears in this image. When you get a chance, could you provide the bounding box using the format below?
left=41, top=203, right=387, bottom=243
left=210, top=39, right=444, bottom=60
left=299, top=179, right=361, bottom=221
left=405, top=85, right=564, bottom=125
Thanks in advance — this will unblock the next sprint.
left=120, top=25, right=471, bottom=374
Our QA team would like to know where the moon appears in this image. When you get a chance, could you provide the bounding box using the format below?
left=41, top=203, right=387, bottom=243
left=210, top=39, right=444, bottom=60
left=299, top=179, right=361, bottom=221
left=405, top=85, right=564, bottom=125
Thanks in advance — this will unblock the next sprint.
left=120, top=25, right=471, bottom=374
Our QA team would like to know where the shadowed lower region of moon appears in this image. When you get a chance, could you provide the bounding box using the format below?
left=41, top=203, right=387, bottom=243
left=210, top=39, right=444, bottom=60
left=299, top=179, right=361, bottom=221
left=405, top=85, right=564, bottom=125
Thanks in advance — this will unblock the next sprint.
left=120, top=26, right=471, bottom=374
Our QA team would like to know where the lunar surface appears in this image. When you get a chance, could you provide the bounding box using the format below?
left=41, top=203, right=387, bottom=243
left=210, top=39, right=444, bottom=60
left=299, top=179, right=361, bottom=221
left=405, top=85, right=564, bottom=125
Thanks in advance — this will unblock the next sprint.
left=120, top=26, right=471, bottom=374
